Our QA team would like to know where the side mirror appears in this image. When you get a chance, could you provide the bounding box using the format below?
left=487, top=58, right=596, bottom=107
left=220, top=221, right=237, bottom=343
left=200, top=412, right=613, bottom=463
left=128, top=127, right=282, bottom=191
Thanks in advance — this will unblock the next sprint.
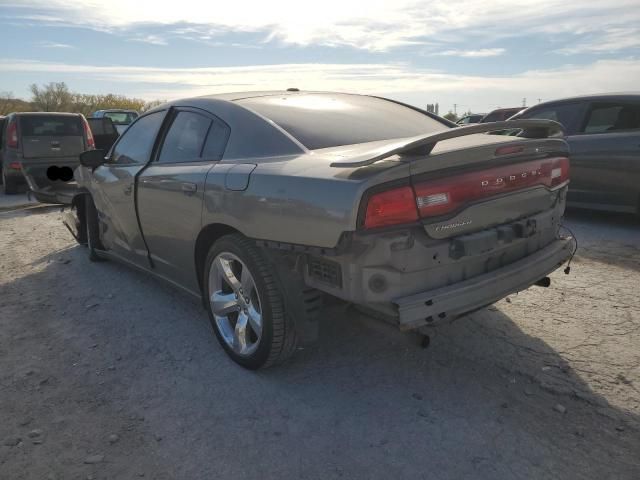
left=79, top=149, right=106, bottom=169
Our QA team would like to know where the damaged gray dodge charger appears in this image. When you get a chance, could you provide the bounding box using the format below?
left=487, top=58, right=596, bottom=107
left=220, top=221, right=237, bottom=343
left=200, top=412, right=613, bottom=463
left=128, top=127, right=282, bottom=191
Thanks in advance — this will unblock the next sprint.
left=64, top=91, right=575, bottom=369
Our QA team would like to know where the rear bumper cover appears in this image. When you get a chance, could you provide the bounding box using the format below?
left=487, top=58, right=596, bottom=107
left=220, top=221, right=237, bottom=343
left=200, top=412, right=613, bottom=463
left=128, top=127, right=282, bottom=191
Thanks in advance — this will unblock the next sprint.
left=394, top=237, right=573, bottom=329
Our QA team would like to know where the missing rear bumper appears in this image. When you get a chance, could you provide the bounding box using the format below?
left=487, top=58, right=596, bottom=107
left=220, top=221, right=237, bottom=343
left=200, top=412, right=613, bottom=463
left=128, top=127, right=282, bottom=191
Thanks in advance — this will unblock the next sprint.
left=393, top=237, right=573, bottom=330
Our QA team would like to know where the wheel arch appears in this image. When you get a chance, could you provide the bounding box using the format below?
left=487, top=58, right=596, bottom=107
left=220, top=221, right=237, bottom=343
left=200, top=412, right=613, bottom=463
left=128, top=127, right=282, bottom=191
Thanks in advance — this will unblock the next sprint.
left=194, top=223, right=243, bottom=295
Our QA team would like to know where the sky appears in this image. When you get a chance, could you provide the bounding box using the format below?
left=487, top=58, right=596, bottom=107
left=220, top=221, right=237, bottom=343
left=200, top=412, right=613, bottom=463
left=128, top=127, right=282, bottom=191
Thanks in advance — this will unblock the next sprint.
left=1, top=0, right=639, bottom=114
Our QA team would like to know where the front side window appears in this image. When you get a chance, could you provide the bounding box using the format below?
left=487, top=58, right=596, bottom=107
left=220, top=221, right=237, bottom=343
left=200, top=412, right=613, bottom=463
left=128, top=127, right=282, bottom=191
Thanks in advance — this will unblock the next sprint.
left=581, top=103, right=640, bottom=134
left=158, top=111, right=212, bottom=163
left=110, top=111, right=165, bottom=165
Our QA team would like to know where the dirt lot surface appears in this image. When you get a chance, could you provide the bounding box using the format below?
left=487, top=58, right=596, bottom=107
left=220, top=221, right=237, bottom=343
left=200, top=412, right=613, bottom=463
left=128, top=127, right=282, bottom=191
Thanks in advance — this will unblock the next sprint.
left=1, top=206, right=639, bottom=479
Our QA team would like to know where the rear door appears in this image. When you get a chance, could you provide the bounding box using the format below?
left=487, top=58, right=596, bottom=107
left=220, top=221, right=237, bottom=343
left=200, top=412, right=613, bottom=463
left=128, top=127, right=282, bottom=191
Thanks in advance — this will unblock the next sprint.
left=136, top=107, right=230, bottom=292
left=89, top=110, right=167, bottom=267
left=568, top=101, right=640, bottom=211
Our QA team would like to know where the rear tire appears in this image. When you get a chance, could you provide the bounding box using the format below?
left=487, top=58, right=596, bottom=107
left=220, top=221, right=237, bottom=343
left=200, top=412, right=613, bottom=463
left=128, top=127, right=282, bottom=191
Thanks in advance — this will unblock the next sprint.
left=85, top=195, right=104, bottom=262
left=204, top=234, right=297, bottom=369
left=2, top=169, right=19, bottom=195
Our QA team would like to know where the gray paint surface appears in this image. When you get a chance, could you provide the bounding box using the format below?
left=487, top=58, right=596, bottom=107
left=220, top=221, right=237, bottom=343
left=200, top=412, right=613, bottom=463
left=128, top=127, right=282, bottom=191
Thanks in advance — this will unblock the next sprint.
left=76, top=91, right=572, bottom=321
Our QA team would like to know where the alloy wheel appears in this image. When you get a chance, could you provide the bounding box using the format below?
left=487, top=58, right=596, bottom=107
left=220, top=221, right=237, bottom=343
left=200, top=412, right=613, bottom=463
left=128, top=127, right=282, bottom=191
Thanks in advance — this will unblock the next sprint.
left=208, top=252, right=263, bottom=356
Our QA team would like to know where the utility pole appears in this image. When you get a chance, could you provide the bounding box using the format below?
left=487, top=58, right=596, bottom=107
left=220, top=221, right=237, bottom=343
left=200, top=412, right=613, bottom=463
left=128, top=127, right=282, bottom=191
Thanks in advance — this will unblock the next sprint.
left=453, top=103, right=457, bottom=116
left=537, top=98, right=542, bottom=104
left=522, top=98, right=526, bottom=108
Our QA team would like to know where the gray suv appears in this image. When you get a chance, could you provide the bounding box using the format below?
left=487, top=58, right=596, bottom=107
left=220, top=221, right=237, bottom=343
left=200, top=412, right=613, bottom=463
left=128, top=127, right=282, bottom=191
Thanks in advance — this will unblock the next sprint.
left=1, top=112, right=94, bottom=202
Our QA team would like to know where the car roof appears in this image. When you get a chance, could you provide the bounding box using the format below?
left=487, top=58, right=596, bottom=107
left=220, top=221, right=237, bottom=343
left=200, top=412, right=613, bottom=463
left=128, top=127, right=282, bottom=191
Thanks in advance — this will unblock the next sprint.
left=198, top=90, right=312, bottom=101
left=96, top=109, right=138, bottom=112
left=12, top=111, right=81, bottom=117
left=533, top=92, right=640, bottom=108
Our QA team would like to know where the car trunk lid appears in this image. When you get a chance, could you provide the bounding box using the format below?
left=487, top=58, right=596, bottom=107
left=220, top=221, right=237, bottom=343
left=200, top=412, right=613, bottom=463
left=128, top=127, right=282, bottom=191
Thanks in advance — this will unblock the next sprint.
left=349, top=121, right=570, bottom=238
left=409, top=135, right=569, bottom=238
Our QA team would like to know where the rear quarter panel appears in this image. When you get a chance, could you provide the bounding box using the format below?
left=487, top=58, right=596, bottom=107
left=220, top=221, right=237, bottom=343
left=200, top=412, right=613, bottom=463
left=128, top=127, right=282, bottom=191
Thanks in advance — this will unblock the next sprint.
left=202, top=156, right=372, bottom=248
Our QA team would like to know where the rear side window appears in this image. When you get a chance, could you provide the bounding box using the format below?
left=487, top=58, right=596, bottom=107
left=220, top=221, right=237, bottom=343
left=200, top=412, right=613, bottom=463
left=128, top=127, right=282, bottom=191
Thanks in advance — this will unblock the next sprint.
left=581, top=103, right=640, bottom=133
left=111, top=111, right=165, bottom=165
left=237, top=94, right=448, bottom=150
left=158, top=111, right=212, bottom=163
left=20, top=116, right=82, bottom=136
left=517, top=103, right=584, bottom=132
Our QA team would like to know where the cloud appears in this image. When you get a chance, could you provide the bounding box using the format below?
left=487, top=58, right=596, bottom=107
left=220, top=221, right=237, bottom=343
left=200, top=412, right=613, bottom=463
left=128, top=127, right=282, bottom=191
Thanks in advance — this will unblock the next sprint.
left=1, top=58, right=637, bottom=110
left=8, top=0, right=640, bottom=52
left=130, top=34, right=167, bottom=45
left=36, top=40, right=74, bottom=48
left=435, top=48, right=505, bottom=58
left=556, top=27, right=640, bottom=55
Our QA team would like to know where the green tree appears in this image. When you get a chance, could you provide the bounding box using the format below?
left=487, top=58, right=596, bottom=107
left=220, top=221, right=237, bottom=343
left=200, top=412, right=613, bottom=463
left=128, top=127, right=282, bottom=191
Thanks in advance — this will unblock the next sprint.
left=443, top=111, right=458, bottom=122
left=0, top=91, right=33, bottom=115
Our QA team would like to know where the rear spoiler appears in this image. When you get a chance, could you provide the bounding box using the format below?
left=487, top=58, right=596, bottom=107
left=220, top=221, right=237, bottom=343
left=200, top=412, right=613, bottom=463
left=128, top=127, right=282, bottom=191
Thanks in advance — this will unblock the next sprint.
left=329, top=119, right=564, bottom=168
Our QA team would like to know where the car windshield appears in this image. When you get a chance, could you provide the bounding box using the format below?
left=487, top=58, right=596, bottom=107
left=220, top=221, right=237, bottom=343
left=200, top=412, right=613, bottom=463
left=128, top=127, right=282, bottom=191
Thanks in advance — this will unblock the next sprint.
left=20, top=115, right=82, bottom=136
left=236, top=94, right=448, bottom=150
left=104, top=112, right=138, bottom=125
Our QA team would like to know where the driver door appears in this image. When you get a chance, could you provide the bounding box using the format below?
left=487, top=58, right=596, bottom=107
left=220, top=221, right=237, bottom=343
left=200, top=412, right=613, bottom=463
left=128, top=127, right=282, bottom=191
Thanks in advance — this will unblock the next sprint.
left=89, top=110, right=167, bottom=267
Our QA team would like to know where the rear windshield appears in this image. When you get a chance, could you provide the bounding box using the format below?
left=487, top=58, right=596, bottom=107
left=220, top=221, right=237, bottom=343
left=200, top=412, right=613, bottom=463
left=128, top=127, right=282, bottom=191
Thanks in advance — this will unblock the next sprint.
left=104, top=112, right=138, bottom=125
left=20, top=115, right=82, bottom=137
left=236, top=94, right=448, bottom=150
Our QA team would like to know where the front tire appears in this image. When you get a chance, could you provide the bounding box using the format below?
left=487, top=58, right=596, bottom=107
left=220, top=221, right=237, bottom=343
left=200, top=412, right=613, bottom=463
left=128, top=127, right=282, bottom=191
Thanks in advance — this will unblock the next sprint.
left=204, top=234, right=297, bottom=369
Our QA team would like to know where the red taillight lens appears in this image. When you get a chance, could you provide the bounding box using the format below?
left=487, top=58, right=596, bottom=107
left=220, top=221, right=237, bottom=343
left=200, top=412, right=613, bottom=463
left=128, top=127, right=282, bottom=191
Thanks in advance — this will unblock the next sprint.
left=82, top=116, right=96, bottom=149
left=8, top=162, right=21, bottom=170
left=414, top=157, right=570, bottom=218
left=362, top=156, right=570, bottom=229
left=364, top=186, right=419, bottom=229
left=550, top=157, right=570, bottom=187
left=7, top=120, right=18, bottom=148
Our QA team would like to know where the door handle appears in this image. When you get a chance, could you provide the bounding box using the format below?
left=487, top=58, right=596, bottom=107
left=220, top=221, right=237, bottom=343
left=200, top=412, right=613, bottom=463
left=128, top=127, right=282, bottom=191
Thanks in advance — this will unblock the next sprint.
left=181, top=182, right=197, bottom=194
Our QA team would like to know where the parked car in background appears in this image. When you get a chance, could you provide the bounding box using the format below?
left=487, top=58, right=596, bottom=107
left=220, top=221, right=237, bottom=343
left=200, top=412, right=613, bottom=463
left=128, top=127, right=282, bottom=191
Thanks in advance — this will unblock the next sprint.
left=456, top=113, right=485, bottom=125
left=481, top=107, right=525, bottom=123
left=90, top=109, right=139, bottom=135
left=64, top=90, right=573, bottom=369
left=511, top=93, right=640, bottom=215
left=0, top=115, right=17, bottom=193
left=87, top=117, right=119, bottom=151
left=1, top=112, right=94, bottom=201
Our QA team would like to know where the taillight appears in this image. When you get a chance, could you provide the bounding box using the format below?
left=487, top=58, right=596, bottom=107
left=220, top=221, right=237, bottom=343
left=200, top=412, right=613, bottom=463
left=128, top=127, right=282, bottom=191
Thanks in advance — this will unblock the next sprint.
left=362, top=157, right=570, bottom=229
left=82, top=116, right=95, bottom=149
left=414, top=157, right=570, bottom=218
left=7, top=120, right=18, bottom=148
left=550, top=157, right=570, bottom=187
left=364, top=185, right=419, bottom=229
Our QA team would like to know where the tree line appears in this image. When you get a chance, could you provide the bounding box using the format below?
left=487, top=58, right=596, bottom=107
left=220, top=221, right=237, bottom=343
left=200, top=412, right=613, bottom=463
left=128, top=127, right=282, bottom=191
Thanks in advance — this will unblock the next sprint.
left=0, top=82, right=163, bottom=116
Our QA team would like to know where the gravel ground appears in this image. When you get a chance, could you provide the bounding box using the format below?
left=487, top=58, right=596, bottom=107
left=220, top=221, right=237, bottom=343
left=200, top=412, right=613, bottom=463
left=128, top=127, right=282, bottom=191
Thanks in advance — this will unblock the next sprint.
left=0, top=206, right=639, bottom=480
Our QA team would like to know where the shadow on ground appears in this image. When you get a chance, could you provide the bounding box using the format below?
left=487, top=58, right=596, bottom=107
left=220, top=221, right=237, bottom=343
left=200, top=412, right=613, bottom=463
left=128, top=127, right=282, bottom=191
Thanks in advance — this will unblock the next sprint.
left=1, top=242, right=638, bottom=480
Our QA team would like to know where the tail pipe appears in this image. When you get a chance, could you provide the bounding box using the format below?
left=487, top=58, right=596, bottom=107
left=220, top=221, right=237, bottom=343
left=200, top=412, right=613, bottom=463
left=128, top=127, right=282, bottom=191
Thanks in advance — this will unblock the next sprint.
left=534, top=277, right=551, bottom=288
